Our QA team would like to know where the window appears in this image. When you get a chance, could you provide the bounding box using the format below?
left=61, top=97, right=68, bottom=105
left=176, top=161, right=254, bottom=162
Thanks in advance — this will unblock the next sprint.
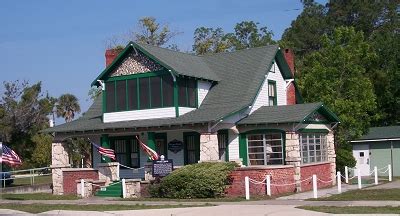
left=162, top=75, right=174, bottom=107
left=178, top=77, right=197, bottom=108
left=300, top=133, right=328, bottom=164
left=127, top=79, right=138, bottom=110
left=139, top=78, right=150, bottom=109
left=150, top=76, right=162, bottom=108
left=359, top=152, right=364, bottom=157
left=218, top=131, right=228, bottom=161
left=106, top=82, right=115, bottom=112
left=247, top=133, right=284, bottom=166
left=112, top=138, right=140, bottom=168
left=268, top=81, right=277, bottom=106
left=116, top=80, right=126, bottom=111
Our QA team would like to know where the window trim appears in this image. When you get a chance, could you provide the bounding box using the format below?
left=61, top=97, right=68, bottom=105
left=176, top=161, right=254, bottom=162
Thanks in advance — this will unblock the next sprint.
left=299, top=133, right=328, bottom=164
left=110, top=136, right=141, bottom=168
left=217, top=130, right=229, bottom=162
left=268, top=80, right=277, bottom=106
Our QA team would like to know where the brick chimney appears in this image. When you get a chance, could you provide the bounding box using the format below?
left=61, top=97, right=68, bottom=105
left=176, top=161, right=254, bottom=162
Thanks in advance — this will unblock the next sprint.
left=105, top=49, right=121, bottom=67
left=283, top=48, right=296, bottom=105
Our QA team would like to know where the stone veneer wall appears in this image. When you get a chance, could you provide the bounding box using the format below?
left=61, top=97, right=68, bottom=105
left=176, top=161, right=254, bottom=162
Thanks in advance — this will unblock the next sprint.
left=51, top=142, right=70, bottom=195
left=63, top=169, right=99, bottom=195
left=109, top=51, right=163, bottom=77
left=199, top=133, right=219, bottom=161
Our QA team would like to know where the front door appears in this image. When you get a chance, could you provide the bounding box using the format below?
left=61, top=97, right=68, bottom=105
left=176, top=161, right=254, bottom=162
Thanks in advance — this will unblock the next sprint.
left=155, top=133, right=167, bottom=159
left=353, top=144, right=370, bottom=176
left=184, top=132, right=200, bottom=165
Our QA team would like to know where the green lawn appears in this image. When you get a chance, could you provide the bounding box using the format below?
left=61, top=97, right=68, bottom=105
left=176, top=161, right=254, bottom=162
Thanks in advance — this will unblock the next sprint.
left=11, top=175, right=52, bottom=187
left=0, top=203, right=212, bottom=214
left=0, top=193, right=78, bottom=200
left=309, top=189, right=400, bottom=201
left=298, top=206, right=400, bottom=214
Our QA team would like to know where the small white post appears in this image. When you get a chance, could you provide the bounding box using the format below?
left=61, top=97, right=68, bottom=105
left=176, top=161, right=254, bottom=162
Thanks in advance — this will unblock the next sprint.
left=357, top=169, right=362, bottom=189
left=122, top=178, right=126, bottom=198
left=374, top=166, right=378, bottom=185
left=81, top=158, right=84, bottom=168
left=80, top=179, right=85, bottom=198
left=266, top=175, right=271, bottom=196
left=312, top=174, right=317, bottom=199
left=388, top=164, right=392, bottom=182
left=337, top=171, right=342, bottom=194
left=245, top=176, right=250, bottom=200
left=345, top=166, right=349, bottom=184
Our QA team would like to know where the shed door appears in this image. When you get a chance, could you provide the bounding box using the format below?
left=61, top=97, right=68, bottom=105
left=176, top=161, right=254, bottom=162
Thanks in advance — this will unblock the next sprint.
left=353, top=144, right=370, bottom=176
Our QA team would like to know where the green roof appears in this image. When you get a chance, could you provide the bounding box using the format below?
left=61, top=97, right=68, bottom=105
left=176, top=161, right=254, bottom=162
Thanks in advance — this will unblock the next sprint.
left=238, top=103, right=340, bottom=125
left=46, top=44, right=301, bottom=134
left=353, top=126, right=400, bottom=141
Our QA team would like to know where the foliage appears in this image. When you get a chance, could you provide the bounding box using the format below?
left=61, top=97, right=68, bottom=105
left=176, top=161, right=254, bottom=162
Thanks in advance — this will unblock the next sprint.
left=335, top=146, right=356, bottom=174
left=193, top=27, right=231, bottom=55
left=87, top=86, right=102, bottom=101
left=30, top=134, right=52, bottom=167
left=149, top=162, right=237, bottom=199
left=193, top=21, right=276, bottom=54
left=0, top=81, right=55, bottom=165
left=225, top=21, right=276, bottom=50
left=64, top=138, right=92, bottom=168
left=56, top=94, right=81, bottom=123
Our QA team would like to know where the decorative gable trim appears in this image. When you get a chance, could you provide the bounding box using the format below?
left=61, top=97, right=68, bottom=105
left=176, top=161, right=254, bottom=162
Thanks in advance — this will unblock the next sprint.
left=301, top=104, right=340, bottom=124
left=109, top=51, right=163, bottom=77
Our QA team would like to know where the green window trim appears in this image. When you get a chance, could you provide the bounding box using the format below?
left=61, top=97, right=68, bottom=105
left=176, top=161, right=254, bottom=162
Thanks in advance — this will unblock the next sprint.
left=268, top=80, right=277, bottom=106
left=239, top=129, right=286, bottom=166
left=298, top=128, right=330, bottom=133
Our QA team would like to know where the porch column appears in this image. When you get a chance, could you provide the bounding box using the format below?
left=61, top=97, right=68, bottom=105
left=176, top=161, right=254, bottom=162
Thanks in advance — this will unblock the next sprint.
left=199, top=133, right=219, bottom=162
left=327, top=131, right=337, bottom=185
left=285, top=132, right=302, bottom=192
left=51, top=141, right=70, bottom=195
left=101, top=134, right=110, bottom=163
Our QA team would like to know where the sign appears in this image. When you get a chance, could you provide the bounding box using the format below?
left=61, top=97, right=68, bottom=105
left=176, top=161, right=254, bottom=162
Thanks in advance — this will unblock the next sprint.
left=168, top=139, right=183, bottom=153
left=152, top=159, right=173, bottom=177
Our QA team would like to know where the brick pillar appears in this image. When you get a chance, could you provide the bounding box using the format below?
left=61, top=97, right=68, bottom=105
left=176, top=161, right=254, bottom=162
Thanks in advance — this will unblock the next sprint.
left=285, top=132, right=302, bottom=192
left=327, top=131, right=337, bottom=185
left=199, top=133, right=219, bottom=162
left=51, top=142, right=71, bottom=195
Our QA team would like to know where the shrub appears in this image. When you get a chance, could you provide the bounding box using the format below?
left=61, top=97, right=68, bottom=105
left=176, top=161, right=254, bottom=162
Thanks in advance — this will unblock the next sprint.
left=149, top=162, right=238, bottom=199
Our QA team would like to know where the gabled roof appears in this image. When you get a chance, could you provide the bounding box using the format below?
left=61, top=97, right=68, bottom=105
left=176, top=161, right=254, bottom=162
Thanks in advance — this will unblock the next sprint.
left=92, top=42, right=220, bottom=86
left=46, top=44, right=300, bottom=134
left=237, top=103, right=340, bottom=125
left=351, top=126, right=400, bottom=142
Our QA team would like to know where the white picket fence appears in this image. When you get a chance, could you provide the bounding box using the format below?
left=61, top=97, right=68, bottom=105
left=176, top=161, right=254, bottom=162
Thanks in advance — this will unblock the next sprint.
left=244, top=164, right=392, bottom=200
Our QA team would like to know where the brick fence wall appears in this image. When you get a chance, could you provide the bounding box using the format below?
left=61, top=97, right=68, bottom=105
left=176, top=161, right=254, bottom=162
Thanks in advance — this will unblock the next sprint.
left=225, top=165, right=295, bottom=197
left=300, top=162, right=332, bottom=191
left=225, top=162, right=333, bottom=197
left=63, top=169, right=99, bottom=195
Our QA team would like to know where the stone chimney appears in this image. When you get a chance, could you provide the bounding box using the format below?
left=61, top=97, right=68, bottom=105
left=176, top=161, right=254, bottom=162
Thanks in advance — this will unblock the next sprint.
left=105, top=49, right=121, bottom=67
left=283, top=48, right=296, bottom=105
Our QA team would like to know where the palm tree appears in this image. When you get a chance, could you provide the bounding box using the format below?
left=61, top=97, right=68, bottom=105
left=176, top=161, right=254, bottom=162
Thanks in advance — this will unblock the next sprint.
left=56, top=94, right=81, bottom=122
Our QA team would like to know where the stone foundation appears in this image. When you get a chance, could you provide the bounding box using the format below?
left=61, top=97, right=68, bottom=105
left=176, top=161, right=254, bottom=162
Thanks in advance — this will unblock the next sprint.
left=199, top=133, right=219, bottom=161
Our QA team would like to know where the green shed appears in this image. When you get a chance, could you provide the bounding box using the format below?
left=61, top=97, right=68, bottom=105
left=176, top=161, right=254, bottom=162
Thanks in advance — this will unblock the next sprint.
left=351, top=126, right=400, bottom=177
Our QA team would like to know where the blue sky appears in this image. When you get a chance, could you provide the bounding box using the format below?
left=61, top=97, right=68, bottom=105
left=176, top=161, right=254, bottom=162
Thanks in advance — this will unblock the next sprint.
left=0, top=0, right=323, bottom=121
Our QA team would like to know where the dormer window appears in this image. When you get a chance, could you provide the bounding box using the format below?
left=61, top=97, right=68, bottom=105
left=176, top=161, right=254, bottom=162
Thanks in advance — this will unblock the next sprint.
left=268, top=80, right=277, bottom=106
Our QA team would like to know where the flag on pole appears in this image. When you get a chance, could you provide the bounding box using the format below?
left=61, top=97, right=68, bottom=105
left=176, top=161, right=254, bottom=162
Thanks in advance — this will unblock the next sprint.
left=88, top=139, right=116, bottom=160
left=136, top=136, right=159, bottom=160
left=0, top=143, right=22, bottom=166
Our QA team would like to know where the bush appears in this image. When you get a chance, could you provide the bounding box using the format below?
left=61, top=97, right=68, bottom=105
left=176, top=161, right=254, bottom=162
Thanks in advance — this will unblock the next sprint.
left=149, top=162, right=238, bottom=199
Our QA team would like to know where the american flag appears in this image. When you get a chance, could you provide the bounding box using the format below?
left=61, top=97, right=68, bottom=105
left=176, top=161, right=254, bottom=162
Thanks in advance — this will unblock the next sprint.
left=0, top=143, right=22, bottom=166
left=88, top=139, right=116, bottom=160
left=136, top=136, right=159, bottom=161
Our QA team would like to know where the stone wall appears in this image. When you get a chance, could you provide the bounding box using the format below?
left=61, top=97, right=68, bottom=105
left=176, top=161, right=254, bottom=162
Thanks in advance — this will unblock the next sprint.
left=327, top=131, right=337, bottom=185
left=63, top=168, right=98, bottom=195
left=51, top=142, right=70, bottom=195
left=124, top=179, right=142, bottom=198
left=199, top=133, right=219, bottom=161
left=98, top=162, right=119, bottom=184
left=109, top=51, right=163, bottom=77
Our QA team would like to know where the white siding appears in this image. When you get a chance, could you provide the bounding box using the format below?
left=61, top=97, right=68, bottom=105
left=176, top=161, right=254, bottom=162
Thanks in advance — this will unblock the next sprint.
left=179, top=107, right=196, bottom=115
left=197, top=80, right=212, bottom=107
left=249, top=61, right=287, bottom=114
left=228, top=130, right=240, bottom=161
left=103, top=107, right=175, bottom=123
left=267, top=61, right=287, bottom=106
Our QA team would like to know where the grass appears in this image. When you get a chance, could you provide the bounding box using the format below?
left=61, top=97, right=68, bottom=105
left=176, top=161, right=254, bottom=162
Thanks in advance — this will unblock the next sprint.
left=309, top=189, right=400, bottom=201
left=298, top=206, right=400, bottom=214
left=0, top=203, right=213, bottom=214
left=12, top=175, right=52, bottom=186
left=0, top=193, right=78, bottom=200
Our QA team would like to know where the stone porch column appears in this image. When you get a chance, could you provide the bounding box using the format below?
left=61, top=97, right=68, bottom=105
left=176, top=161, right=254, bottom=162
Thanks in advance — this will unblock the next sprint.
left=98, top=162, right=119, bottom=185
left=327, top=131, right=337, bottom=185
left=285, top=132, right=302, bottom=192
left=51, top=142, right=70, bottom=195
left=199, top=133, right=219, bottom=162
